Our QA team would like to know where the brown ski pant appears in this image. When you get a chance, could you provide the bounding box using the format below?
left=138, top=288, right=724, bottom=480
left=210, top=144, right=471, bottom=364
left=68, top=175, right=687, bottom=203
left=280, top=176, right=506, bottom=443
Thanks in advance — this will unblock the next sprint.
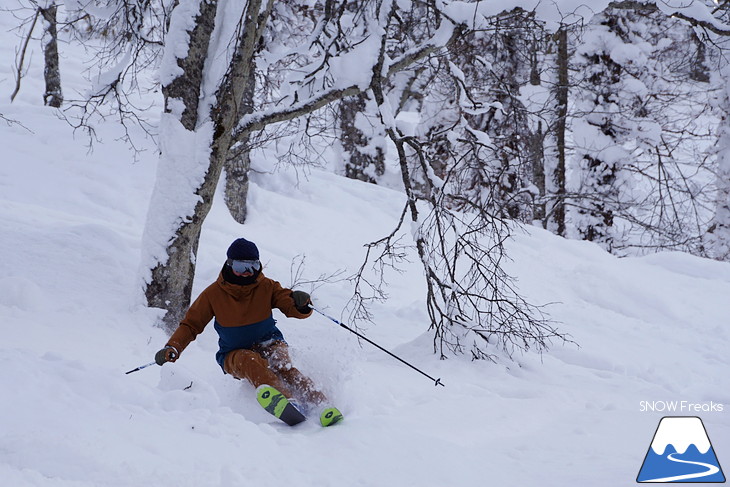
left=223, top=340, right=326, bottom=406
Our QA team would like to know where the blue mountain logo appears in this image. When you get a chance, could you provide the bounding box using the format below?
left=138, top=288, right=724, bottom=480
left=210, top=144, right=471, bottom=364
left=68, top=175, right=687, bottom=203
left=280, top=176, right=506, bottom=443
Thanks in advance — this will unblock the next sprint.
left=637, top=416, right=725, bottom=483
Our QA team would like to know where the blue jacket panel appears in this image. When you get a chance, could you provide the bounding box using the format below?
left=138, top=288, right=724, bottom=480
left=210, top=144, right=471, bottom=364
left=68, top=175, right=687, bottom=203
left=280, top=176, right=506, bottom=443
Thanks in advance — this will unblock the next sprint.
left=214, top=315, right=285, bottom=369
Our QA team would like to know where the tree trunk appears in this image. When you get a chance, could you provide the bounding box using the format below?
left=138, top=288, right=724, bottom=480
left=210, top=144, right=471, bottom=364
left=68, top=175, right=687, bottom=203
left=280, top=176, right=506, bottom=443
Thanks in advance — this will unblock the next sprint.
left=40, top=4, right=62, bottom=108
left=689, top=31, right=710, bottom=83
left=528, top=30, right=546, bottom=224
left=547, top=26, right=568, bottom=236
left=340, top=93, right=385, bottom=183
left=224, top=148, right=252, bottom=223
left=144, top=0, right=218, bottom=332
left=215, top=0, right=274, bottom=225
left=144, top=0, right=275, bottom=332
left=224, top=67, right=256, bottom=224
left=574, top=12, right=626, bottom=251
left=160, top=0, right=217, bottom=131
left=530, top=121, right=545, bottom=223
left=704, top=78, right=730, bottom=261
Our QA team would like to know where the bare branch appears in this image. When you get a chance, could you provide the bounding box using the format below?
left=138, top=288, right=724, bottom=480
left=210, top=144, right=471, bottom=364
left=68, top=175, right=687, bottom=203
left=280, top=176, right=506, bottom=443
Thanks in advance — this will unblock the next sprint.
left=10, top=8, right=40, bottom=103
left=288, top=254, right=347, bottom=292
left=671, top=11, right=730, bottom=36
left=0, top=112, right=33, bottom=132
left=235, top=84, right=363, bottom=138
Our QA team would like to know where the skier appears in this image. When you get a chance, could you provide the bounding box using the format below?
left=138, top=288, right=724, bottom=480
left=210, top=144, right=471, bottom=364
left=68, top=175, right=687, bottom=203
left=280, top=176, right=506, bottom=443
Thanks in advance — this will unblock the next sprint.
left=154, top=237, right=341, bottom=426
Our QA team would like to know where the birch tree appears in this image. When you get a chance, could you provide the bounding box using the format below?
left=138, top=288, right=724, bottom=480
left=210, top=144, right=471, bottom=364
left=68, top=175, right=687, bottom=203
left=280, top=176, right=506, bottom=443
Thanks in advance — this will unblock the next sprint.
left=40, top=2, right=62, bottom=107
left=697, top=6, right=730, bottom=260
left=10, top=0, right=63, bottom=107
left=545, top=25, right=570, bottom=236
left=339, top=93, right=386, bottom=183
left=706, top=81, right=730, bottom=261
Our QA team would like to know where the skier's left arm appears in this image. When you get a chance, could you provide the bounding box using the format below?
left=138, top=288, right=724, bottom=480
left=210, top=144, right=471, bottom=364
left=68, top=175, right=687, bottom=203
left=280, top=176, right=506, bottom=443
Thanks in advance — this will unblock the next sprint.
left=271, top=280, right=312, bottom=318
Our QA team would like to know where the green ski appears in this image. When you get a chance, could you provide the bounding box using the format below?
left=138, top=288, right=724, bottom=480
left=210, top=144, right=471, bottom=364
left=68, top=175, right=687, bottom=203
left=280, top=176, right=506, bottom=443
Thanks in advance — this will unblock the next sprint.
left=256, top=385, right=306, bottom=426
left=319, top=407, right=344, bottom=427
left=256, top=385, right=344, bottom=427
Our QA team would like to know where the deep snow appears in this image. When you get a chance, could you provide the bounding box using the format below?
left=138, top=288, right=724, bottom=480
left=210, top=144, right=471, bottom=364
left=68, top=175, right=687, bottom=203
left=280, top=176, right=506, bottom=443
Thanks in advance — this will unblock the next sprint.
left=2, top=6, right=729, bottom=487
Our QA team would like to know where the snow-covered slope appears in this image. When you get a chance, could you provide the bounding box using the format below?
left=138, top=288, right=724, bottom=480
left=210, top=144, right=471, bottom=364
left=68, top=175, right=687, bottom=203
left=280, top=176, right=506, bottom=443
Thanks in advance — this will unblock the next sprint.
left=2, top=13, right=729, bottom=487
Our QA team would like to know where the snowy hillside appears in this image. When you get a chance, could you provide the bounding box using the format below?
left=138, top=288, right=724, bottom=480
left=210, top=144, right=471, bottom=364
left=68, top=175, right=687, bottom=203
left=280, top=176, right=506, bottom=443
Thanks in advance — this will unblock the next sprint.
left=2, top=9, right=730, bottom=487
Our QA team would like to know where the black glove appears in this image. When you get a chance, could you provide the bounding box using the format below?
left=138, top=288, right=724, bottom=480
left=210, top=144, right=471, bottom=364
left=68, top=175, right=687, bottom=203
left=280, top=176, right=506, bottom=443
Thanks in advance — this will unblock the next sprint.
left=155, top=346, right=178, bottom=365
left=291, top=290, right=312, bottom=313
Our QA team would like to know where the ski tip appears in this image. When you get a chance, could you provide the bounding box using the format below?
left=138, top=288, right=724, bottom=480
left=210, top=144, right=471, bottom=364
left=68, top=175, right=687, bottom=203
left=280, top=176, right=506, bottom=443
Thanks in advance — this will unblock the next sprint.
left=256, top=385, right=306, bottom=426
left=319, top=407, right=344, bottom=427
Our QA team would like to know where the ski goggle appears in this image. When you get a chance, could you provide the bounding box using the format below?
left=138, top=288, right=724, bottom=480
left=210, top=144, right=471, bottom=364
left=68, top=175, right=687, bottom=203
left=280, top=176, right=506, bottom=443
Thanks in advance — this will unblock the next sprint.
left=227, top=259, right=261, bottom=274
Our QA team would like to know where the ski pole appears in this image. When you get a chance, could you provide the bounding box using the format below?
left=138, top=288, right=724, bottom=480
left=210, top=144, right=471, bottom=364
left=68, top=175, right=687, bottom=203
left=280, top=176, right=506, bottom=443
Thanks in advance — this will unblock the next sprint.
left=125, top=361, right=157, bottom=375
left=311, top=305, right=444, bottom=387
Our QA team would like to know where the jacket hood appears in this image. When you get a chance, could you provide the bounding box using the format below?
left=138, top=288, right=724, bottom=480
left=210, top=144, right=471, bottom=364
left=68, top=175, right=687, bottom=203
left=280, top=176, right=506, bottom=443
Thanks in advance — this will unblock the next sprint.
left=217, top=271, right=265, bottom=299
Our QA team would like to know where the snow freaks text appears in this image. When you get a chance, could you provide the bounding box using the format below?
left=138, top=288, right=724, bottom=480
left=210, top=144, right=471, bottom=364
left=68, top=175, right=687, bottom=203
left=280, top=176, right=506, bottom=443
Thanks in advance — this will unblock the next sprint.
left=639, top=401, right=724, bottom=413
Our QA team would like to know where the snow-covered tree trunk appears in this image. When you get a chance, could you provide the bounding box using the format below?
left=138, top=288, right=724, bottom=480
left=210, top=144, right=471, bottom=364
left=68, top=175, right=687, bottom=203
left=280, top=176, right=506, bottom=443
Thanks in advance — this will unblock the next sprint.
left=705, top=77, right=730, bottom=261
left=689, top=30, right=710, bottom=83
left=339, top=93, right=385, bottom=183
left=142, top=0, right=218, bottom=332
left=40, top=3, right=62, bottom=108
left=223, top=67, right=256, bottom=224
left=529, top=119, right=545, bottom=223
left=546, top=26, right=568, bottom=236
left=143, top=0, right=276, bottom=331
left=571, top=10, right=633, bottom=251
left=224, top=148, right=252, bottom=223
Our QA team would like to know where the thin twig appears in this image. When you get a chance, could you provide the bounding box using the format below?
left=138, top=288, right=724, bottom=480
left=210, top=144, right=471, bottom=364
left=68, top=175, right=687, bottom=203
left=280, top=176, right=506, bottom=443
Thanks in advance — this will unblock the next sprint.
left=11, top=8, right=40, bottom=103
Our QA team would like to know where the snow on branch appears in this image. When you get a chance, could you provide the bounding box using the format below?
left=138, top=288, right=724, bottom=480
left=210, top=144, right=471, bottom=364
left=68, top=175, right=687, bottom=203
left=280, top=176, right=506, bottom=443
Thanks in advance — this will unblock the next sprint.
left=234, top=80, right=365, bottom=139
left=613, top=0, right=730, bottom=36
left=234, top=84, right=363, bottom=137
left=668, top=10, right=730, bottom=36
left=233, top=15, right=463, bottom=144
left=385, top=23, right=462, bottom=76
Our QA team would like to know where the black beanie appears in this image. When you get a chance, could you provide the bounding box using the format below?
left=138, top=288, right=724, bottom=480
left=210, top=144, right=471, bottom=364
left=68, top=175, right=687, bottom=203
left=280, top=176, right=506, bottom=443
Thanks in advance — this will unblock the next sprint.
left=227, top=238, right=259, bottom=260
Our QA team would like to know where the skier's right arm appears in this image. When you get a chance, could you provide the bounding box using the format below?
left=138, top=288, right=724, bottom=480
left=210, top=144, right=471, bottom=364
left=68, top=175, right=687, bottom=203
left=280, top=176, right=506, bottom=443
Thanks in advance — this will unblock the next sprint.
left=157, top=289, right=215, bottom=363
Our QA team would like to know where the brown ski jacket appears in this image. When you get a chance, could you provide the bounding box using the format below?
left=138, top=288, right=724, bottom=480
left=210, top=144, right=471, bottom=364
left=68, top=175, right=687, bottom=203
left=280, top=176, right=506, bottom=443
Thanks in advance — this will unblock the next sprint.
left=166, top=272, right=311, bottom=369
